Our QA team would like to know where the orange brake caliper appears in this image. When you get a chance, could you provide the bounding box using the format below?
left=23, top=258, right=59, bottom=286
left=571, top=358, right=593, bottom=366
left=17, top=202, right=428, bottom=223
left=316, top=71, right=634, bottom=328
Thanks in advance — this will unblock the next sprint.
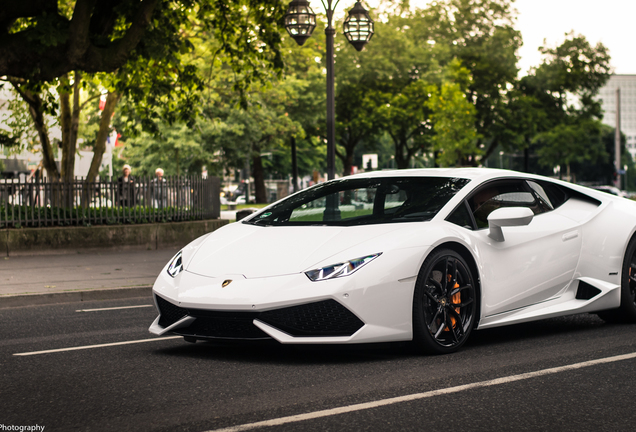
left=447, top=275, right=461, bottom=329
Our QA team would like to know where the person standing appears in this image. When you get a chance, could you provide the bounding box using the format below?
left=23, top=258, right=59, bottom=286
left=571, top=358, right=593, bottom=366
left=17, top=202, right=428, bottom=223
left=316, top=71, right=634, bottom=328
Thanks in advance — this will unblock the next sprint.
left=117, top=164, right=136, bottom=207
left=152, top=168, right=166, bottom=208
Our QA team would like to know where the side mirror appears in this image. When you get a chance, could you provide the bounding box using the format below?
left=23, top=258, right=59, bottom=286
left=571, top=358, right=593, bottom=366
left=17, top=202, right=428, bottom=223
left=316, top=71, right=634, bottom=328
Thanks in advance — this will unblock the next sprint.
left=487, top=207, right=534, bottom=242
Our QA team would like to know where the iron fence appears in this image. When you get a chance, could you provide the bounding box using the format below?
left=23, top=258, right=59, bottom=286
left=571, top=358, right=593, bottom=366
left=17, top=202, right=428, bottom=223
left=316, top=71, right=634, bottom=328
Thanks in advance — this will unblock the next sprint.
left=0, top=175, right=220, bottom=228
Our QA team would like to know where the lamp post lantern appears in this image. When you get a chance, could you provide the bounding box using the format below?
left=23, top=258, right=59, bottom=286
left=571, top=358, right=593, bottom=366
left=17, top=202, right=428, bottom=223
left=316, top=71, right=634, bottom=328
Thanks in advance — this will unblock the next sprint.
left=343, top=1, right=374, bottom=51
left=285, top=0, right=374, bottom=180
left=283, top=0, right=317, bottom=46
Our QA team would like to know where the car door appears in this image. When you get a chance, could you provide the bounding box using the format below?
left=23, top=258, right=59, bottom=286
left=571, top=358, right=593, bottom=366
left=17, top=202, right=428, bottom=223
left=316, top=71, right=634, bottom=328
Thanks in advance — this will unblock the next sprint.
left=461, top=179, right=582, bottom=317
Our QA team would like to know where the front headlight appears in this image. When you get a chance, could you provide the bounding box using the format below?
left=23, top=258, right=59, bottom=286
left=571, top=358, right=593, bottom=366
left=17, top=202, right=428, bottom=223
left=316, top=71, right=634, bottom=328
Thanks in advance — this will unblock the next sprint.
left=166, top=251, right=184, bottom=278
left=305, top=253, right=381, bottom=282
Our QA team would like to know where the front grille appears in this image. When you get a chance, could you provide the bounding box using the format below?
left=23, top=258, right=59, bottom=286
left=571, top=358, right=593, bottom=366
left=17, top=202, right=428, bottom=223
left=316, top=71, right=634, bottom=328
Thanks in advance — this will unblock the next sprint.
left=156, top=295, right=188, bottom=328
left=259, top=299, right=364, bottom=337
left=182, top=310, right=270, bottom=340
left=155, top=295, right=364, bottom=340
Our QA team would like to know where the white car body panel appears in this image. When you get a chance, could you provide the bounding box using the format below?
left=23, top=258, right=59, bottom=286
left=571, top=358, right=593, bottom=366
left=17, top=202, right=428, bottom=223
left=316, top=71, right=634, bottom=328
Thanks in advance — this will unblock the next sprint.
left=150, top=168, right=636, bottom=346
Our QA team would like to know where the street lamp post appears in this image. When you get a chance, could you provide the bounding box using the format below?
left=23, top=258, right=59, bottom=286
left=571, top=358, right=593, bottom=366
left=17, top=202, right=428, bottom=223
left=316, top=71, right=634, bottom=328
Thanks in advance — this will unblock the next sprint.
left=284, top=0, right=374, bottom=180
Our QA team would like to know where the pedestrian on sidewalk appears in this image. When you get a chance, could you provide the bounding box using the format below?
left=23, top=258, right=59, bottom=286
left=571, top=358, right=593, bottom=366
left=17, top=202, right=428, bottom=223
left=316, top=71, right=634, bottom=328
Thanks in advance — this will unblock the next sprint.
left=117, top=164, right=136, bottom=207
left=152, top=168, right=166, bottom=208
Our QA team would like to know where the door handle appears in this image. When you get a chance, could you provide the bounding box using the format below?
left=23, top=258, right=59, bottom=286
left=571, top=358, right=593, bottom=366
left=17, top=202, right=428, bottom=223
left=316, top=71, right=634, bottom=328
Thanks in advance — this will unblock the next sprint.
left=562, top=231, right=579, bottom=242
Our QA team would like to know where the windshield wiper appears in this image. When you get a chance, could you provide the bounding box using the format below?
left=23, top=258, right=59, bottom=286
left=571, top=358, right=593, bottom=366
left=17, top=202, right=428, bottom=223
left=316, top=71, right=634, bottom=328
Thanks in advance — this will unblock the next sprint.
left=247, top=218, right=272, bottom=226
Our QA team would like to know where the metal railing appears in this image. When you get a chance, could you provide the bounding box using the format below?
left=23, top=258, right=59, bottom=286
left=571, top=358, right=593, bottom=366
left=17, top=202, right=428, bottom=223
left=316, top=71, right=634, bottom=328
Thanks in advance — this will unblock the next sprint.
left=0, top=175, right=220, bottom=228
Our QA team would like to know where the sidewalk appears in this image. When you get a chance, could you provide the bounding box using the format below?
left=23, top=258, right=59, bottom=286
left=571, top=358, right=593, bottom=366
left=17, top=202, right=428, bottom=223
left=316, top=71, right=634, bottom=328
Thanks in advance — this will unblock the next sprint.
left=0, top=248, right=180, bottom=308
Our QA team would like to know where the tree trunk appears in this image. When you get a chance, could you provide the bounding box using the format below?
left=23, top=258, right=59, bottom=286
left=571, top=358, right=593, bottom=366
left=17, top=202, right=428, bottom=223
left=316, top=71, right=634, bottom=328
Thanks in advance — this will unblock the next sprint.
left=291, top=136, right=299, bottom=192
left=175, top=147, right=180, bottom=176
left=10, top=78, right=60, bottom=181
left=252, top=150, right=267, bottom=204
left=341, top=145, right=355, bottom=177
left=395, top=139, right=410, bottom=170
left=69, top=72, right=81, bottom=180
left=59, top=74, right=72, bottom=180
left=86, top=91, right=121, bottom=183
left=83, top=91, right=121, bottom=207
left=58, top=71, right=82, bottom=183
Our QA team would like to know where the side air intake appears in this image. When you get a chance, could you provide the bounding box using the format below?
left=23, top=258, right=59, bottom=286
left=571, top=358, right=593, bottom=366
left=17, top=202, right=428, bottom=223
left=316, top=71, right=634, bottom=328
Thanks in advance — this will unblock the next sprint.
left=576, top=281, right=602, bottom=300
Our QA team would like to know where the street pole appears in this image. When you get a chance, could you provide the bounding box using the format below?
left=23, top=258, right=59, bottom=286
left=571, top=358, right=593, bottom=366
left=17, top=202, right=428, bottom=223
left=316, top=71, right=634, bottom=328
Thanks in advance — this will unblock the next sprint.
left=291, top=136, right=299, bottom=192
left=284, top=0, right=373, bottom=181
left=616, top=88, right=621, bottom=189
left=325, top=1, right=337, bottom=180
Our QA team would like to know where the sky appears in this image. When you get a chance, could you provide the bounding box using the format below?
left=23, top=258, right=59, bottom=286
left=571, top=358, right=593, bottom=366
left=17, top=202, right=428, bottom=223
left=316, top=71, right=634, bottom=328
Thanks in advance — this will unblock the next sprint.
left=309, top=0, right=636, bottom=75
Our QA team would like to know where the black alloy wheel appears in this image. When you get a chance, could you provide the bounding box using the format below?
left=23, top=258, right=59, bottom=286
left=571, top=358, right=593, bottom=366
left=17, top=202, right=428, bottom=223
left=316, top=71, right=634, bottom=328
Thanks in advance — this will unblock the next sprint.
left=413, top=249, right=477, bottom=354
left=599, top=237, right=636, bottom=323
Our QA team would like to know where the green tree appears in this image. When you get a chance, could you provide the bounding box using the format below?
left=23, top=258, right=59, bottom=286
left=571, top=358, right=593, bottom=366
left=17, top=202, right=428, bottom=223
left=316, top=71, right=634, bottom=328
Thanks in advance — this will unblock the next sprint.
left=534, top=120, right=606, bottom=181
left=332, top=0, right=518, bottom=171
left=426, top=80, right=479, bottom=166
left=0, top=1, right=285, bottom=82
left=334, top=12, right=441, bottom=171
left=524, top=33, right=612, bottom=180
left=571, top=125, right=633, bottom=187
left=120, top=122, right=212, bottom=177
left=414, top=0, right=522, bottom=163
left=118, top=29, right=328, bottom=203
left=2, top=0, right=287, bottom=187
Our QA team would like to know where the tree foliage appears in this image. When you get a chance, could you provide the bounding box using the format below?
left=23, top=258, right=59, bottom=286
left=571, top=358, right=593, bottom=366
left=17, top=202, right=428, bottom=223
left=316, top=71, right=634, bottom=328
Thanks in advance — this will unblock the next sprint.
left=426, top=64, right=479, bottom=166
left=2, top=0, right=287, bottom=188
left=0, top=0, right=285, bottom=83
left=117, top=20, right=328, bottom=203
left=522, top=34, right=612, bottom=180
left=415, top=0, right=521, bottom=162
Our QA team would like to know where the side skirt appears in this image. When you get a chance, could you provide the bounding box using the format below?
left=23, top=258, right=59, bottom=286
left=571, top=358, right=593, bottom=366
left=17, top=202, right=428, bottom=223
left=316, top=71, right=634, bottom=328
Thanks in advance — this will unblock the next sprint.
left=477, top=277, right=620, bottom=329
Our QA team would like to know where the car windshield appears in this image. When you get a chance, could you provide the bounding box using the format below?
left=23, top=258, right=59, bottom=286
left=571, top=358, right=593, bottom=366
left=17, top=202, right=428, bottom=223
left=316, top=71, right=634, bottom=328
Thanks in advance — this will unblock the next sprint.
left=245, top=176, right=470, bottom=227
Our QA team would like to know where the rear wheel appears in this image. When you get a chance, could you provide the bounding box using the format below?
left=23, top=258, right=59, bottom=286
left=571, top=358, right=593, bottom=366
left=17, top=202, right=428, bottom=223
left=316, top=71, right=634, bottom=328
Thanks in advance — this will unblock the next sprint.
left=598, top=238, right=636, bottom=323
left=412, top=249, right=477, bottom=354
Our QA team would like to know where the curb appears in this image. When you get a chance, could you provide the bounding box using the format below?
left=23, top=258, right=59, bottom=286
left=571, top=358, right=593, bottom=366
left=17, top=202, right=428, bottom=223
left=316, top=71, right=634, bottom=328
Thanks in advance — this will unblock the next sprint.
left=0, top=286, right=153, bottom=309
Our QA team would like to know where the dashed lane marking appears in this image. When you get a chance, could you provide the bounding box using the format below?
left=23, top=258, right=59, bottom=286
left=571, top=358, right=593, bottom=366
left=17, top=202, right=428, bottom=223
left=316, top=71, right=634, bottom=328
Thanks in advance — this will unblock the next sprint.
left=75, top=305, right=154, bottom=312
left=13, top=336, right=181, bottom=356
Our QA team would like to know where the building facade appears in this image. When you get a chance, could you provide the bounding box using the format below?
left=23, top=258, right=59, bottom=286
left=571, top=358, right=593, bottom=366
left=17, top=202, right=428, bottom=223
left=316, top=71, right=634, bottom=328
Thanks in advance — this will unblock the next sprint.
left=597, top=74, right=636, bottom=160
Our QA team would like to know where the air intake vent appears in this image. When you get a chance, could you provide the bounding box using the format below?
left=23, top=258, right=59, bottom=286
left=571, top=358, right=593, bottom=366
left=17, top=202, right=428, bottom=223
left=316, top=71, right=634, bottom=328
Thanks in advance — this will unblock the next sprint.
left=156, top=295, right=189, bottom=327
left=576, top=281, right=602, bottom=300
left=259, top=299, right=364, bottom=337
left=185, top=310, right=270, bottom=339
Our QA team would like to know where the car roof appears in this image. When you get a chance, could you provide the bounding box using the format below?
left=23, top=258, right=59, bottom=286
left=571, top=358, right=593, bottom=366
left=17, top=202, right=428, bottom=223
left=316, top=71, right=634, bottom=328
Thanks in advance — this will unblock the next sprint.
left=345, top=167, right=535, bottom=183
left=343, top=167, right=622, bottom=204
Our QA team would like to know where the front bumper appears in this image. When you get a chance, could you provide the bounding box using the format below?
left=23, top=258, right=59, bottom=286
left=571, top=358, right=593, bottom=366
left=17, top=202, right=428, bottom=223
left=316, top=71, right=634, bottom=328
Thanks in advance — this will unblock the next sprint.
left=149, top=257, right=420, bottom=344
left=150, top=294, right=365, bottom=341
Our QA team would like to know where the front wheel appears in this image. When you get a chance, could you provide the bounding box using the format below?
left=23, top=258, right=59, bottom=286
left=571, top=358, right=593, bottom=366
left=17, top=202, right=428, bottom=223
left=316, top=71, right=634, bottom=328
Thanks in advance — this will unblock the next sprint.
left=598, top=238, right=636, bottom=323
left=412, top=249, right=477, bottom=354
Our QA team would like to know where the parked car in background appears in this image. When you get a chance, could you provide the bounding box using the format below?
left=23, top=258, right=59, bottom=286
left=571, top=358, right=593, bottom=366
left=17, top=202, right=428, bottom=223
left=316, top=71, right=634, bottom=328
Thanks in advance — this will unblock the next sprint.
left=591, top=185, right=628, bottom=198
left=236, top=195, right=256, bottom=205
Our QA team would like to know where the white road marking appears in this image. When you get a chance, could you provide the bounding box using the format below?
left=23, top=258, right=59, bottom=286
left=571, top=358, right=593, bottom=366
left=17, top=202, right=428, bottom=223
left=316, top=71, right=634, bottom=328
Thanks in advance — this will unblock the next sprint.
left=13, top=336, right=181, bottom=356
left=206, top=351, right=636, bottom=432
left=75, top=305, right=154, bottom=312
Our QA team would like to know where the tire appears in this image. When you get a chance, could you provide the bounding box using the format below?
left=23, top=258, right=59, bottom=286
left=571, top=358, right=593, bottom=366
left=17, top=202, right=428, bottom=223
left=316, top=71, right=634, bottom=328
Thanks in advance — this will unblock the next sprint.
left=412, top=249, right=477, bottom=354
left=598, top=237, right=636, bottom=323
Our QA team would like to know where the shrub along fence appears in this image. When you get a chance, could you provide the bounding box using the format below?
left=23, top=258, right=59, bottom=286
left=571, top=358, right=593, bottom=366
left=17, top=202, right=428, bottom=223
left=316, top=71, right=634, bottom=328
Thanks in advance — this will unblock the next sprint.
left=0, top=175, right=221, bottom=228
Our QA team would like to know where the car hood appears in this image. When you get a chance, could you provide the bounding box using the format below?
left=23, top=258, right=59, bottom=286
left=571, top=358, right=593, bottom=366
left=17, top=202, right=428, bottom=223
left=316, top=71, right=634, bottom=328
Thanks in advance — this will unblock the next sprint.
left=185, top=222, right=413, bottom=279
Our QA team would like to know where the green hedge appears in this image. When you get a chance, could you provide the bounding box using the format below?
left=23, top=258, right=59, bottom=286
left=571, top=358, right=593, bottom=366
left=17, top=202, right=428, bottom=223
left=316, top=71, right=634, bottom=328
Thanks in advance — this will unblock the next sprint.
left=0, top=204, right=201, bottom=228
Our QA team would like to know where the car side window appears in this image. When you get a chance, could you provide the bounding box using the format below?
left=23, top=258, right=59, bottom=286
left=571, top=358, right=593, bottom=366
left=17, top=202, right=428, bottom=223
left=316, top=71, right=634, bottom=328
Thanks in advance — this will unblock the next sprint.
left=447, top=201, right=475, bottom=229
left=469, top=180, right=551, bottom=229
left=535, top=180, right=569, bottom=209
left=527, top=181, right=554, bottom=210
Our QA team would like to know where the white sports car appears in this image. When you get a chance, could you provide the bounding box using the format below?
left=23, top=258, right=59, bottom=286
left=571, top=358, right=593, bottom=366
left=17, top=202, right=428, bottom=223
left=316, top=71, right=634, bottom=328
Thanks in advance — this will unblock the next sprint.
left=149, top=168, right=636, bottom=354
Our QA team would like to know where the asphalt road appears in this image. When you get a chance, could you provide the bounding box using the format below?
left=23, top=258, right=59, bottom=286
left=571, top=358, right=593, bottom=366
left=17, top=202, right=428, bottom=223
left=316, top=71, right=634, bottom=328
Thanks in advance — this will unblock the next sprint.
left=2, top=298, right=636, bottom=432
